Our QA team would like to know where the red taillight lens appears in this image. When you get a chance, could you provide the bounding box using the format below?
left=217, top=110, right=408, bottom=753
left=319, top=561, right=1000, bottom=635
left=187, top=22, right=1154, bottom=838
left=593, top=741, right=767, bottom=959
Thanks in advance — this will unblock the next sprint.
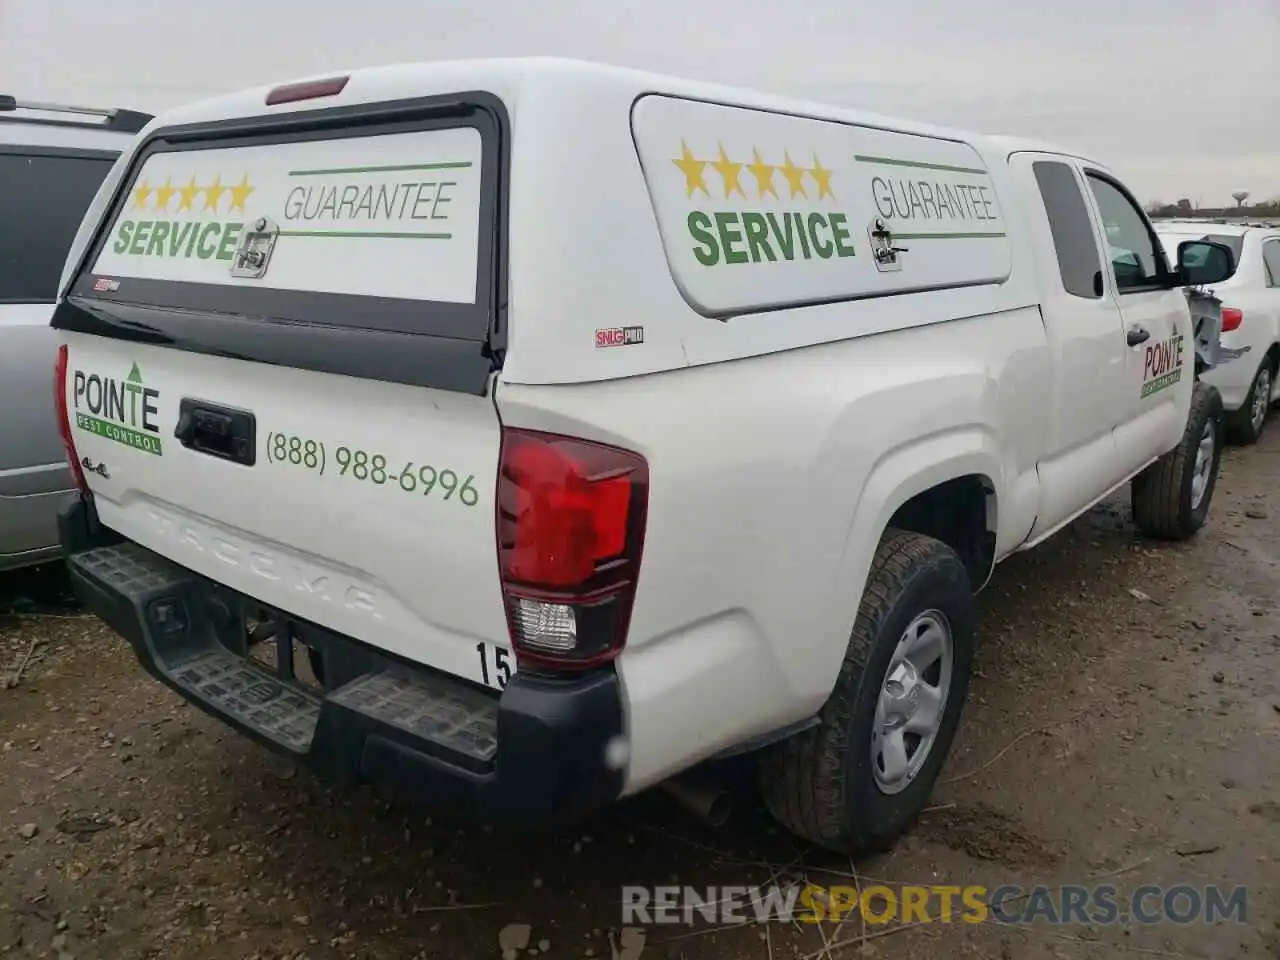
left=53, top=344, right=90, bottom=495
left=496, top=428, right=648, bottom=670
left=265, top=76, right=349, bottom=106
left=502, top=439, right=633, bottom=587
left=1221, top=307, right=1243, bottom=332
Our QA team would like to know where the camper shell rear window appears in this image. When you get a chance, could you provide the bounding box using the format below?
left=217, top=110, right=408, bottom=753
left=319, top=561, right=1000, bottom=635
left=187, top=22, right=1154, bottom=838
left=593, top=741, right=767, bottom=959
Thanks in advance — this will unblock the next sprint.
left=53, top=93, right=509, bottom=395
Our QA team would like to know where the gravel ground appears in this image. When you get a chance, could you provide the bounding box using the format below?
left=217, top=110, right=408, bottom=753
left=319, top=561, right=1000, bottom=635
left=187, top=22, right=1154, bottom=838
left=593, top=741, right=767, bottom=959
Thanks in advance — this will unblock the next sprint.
left=2, top=430, right=1278, bottom=960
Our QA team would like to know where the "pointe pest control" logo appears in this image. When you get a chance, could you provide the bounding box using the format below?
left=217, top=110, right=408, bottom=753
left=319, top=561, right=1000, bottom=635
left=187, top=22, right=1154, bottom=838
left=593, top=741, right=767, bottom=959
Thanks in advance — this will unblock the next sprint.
left=72, top=362, right=163, bottom=456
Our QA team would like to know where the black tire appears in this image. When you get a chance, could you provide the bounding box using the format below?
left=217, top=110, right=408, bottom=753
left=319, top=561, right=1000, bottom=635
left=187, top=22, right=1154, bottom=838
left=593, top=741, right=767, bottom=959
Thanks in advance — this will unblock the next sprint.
left=1226, top=358, right=1275, bottom=446
left=1131, top=381, right=1224, bottom=540
left=758, top=529, right=974, bottom=854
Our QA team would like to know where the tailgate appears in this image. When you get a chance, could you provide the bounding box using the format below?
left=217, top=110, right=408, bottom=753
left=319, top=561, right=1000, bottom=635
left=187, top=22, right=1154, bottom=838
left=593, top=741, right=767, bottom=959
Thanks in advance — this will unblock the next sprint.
left=53, top=96, right=515, bottom=690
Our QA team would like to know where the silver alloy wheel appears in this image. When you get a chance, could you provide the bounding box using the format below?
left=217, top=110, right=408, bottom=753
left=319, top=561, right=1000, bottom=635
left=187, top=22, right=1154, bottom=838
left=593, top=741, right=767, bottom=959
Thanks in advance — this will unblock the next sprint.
left=871, top=610, right=954, bottom=795
left=1190, top=418, right=1216, bottom=511
left=1251, top=366, right=1272, bottom=434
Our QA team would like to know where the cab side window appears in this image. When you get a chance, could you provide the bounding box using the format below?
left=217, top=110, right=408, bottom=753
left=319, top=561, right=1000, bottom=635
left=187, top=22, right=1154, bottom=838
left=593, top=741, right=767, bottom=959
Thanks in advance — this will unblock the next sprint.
left=1085, top=174, right=1165, bottom=292
left=1263, top=239, right=1280, bottom=288
left=1032, top=160, right=1103, bottom=299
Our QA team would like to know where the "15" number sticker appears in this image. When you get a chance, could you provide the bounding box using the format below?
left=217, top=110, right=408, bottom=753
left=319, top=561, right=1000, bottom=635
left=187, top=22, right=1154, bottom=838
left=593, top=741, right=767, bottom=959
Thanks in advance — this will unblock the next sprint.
left=476, top=643, right=514, bottom=690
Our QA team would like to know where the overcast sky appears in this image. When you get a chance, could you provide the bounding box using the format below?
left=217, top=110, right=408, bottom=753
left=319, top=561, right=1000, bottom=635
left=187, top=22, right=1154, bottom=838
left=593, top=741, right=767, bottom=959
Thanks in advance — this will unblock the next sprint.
left=1, top=0, right=1275, bottom=206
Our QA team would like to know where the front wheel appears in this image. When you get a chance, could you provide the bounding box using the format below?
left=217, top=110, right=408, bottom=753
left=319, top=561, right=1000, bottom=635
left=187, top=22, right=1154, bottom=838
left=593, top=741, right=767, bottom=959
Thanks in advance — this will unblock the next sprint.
left=758, top=529, right=974, bottom=855
left=1131, top=381, right=1224, bottom=540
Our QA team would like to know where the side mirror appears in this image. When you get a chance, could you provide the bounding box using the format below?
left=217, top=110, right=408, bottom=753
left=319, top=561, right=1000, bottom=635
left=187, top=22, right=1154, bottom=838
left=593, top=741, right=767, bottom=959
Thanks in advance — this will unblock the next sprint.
left=1177, top=240, right=1236, bottom=287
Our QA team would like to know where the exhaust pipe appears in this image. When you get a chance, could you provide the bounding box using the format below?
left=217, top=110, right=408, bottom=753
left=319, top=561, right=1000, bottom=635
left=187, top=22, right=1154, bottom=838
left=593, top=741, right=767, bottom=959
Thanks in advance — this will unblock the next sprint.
left=659, top=774, right=732, bottom=827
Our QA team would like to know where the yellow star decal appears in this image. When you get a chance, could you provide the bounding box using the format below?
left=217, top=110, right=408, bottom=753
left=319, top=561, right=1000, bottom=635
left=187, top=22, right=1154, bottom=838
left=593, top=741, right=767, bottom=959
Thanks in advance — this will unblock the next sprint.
left=710, top=144, right=745, bottom=199
left=809, top=155, right=835, bottom=201
left=153, top=178, right=177, bottom=212
left=177, top=176, right=201, bottom=212
left=132, top=179, right=153, bottom=210
left=228, top=173, right=255, bottom=213
left=202, top=176, right=227, bottom=212
left=747, top=148, right=777, bottom=199
left=672, top=140, right=709, bottom=197
left=779, top=152, right=808, bottom=199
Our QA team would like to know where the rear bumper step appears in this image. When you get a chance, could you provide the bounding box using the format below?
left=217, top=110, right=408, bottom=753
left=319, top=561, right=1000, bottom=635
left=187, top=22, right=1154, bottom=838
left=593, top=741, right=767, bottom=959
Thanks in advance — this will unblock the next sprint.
left=60, top=498, right=625, bottom=826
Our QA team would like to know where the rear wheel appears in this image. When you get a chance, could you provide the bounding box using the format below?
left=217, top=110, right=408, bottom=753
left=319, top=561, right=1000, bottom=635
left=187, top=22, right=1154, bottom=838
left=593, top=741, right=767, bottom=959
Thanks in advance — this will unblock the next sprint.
left=1227, top=359, right=1274, bottom=446
left=1132, top=382, right=1223, bottom=540
left=758, top=529, right=974, bottom=855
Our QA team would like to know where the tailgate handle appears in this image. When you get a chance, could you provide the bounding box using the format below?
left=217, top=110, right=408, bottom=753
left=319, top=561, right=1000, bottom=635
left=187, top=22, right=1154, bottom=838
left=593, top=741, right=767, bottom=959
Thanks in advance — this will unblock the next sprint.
left=174, top=399, right=257, bottom=467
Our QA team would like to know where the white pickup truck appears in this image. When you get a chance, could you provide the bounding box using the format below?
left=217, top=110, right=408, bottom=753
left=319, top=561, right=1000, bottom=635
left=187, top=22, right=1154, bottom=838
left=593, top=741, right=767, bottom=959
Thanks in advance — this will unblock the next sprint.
left=50, top=58, right=1238, bottom=854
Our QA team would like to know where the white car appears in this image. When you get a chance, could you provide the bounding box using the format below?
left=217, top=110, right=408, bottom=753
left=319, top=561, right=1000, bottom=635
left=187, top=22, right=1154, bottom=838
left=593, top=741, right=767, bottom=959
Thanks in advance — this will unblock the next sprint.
left=49, top=59, right=1236, bottom=855
left=1156, top=219, right=1280, bottom=444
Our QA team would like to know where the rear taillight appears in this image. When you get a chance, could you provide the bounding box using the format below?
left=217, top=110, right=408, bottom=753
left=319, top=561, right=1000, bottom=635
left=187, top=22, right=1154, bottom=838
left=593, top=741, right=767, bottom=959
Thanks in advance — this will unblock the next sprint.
left=265, top=76, right=349, bottom=106
left=53, top=344, right=90, bottom=495
left=1221, top=307, right=1243, bottom=332
left=496, top=428, right=649, bottom=671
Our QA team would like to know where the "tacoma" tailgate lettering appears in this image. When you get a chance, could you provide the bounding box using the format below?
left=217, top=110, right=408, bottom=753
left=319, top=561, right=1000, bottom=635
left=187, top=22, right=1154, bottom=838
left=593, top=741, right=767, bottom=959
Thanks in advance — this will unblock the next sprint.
left=144, top=507, right=383, bottom=620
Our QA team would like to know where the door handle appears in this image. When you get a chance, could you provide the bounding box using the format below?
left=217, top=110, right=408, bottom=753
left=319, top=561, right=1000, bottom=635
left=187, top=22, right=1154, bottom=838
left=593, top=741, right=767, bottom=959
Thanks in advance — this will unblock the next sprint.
left=1126, top=326, right=1150, bottom=347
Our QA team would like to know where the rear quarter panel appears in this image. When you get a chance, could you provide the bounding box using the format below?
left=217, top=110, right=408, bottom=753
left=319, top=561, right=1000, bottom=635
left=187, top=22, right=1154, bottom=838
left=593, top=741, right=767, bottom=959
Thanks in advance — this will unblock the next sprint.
left=496, top=307, right=1048, bottom=791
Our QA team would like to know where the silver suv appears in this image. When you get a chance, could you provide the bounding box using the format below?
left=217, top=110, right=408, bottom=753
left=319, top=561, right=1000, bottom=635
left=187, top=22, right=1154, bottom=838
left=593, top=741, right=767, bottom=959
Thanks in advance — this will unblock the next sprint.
left=0, top=96, right=151, bottom=572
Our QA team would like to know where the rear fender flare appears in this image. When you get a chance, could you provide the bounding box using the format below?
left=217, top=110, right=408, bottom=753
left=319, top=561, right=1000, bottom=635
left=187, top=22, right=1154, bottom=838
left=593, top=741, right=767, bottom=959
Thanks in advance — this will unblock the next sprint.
left=807, top=428, right=1003, bottom=701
